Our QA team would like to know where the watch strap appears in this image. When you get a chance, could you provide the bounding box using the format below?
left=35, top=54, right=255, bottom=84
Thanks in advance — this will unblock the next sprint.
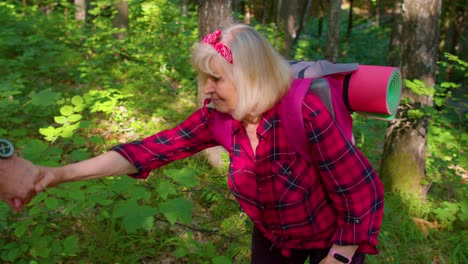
left=330, top=248, right=351, bottom=263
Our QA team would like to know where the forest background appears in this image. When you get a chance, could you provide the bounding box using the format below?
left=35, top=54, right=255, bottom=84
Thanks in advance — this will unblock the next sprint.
left=0, top=0, right=466, bottom=263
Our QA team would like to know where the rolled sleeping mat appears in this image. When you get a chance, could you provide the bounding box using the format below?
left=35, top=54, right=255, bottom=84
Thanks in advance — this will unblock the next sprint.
left=337, top=65, right=402, bottom=120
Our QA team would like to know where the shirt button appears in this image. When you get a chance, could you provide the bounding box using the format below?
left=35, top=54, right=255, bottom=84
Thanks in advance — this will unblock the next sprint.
left=355, top=218, right=361, bottom=224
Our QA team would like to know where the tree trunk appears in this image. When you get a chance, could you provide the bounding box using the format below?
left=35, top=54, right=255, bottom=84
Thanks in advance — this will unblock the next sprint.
left=198, top=0, right=233, bottom=168
left=346, top=0, right=354, bottom=40
left=317, top=0, right=326, bottom=38
left=380, top=0, right=442, bottom=198
left=75, top=0, right=86, bottom=21
left=277, top=0, right=307, bottom=58
left=439, top=0, right=466, bottom=81
left=198, top=0, right=233, bottom=42
left=113, top=1, right=129, bottom=39
left=387, top=0, right=403, bottom=66
left=182, top=0, right=189, bottom=17
left=325, top=0, right=342, bottom=62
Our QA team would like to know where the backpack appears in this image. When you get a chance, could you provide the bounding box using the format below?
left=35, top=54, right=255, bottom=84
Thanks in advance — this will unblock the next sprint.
left=212, top=60, right=402, bottom=163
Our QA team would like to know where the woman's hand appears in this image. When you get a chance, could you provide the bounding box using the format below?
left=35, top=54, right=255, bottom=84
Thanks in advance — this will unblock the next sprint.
left=34, top=166, right=64, bottom=193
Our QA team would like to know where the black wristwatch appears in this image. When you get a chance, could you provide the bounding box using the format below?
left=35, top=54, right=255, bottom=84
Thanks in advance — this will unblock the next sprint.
left=330, top=248, right=351, bottom=263
left=0, top=139, right=14, bottom=159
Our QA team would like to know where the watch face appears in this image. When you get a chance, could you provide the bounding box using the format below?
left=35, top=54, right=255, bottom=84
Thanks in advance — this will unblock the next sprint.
left=0, top=139, right=14, bottom=158
left=333, top=253, right=350, bottom=263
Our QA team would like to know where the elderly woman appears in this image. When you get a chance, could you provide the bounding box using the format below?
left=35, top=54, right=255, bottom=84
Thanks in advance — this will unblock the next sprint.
left=13, top=24, right=383, bottom=264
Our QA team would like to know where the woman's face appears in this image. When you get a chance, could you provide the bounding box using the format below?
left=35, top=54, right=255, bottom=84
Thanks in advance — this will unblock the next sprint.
left=204, top=57, right=238, bottom=114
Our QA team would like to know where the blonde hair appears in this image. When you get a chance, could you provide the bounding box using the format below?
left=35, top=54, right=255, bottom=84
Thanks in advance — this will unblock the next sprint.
left=192, top=24, right=292, bottom=121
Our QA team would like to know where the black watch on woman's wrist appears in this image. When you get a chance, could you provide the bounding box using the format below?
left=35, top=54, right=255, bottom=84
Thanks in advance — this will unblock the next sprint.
left=330, top=249, right=351, bottom=264
left=0, top=139, right=14, bottom=159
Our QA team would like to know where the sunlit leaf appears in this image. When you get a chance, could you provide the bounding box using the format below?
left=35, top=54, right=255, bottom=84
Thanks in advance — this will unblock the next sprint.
left=67, top=114, right=83, bottom=122
left=54, top=116, right=68, bottom=124
left=60, top=105, right=74, bottom=116
left=71, top=95, right=84, bottom=106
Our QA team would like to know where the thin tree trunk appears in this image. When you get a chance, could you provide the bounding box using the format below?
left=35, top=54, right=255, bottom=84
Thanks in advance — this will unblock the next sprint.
left=317, top=0, right=325, bottom=37
left=75, top=0, right=86, bottom=21
left=387, top=0, right=403, bottom=66
left=380, top=0, right=442, bottom=198
left=346, top=0, right=354, bottom=40
left=278, top=0, right=303, bottom=58
left=325, top=0, right=342, bottom=62
left=198, top=0, right=233, bottom=168
left=113, top=1, right=129, bottom=39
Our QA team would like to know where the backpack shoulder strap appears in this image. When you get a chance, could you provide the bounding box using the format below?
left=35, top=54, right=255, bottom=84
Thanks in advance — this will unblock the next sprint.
left=280, top=78, right=355, bottom=163
left=212, top=111, right=233, bottom=150
left=280, top=78, right=314, bottom=163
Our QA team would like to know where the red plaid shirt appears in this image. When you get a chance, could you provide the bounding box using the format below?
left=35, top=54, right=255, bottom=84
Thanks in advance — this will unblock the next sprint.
left=111, top=90, right=384, bottom=254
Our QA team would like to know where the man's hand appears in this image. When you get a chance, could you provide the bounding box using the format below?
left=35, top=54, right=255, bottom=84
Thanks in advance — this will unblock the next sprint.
left=0, top=155, right=39, bottom=213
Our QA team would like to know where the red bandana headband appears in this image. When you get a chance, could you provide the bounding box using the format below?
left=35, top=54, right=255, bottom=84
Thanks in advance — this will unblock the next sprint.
left=203, top=30, right=233, bottom=64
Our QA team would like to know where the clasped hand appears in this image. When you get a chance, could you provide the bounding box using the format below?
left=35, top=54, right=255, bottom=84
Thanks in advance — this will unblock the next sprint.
left=0, top=156, right=55, bottom=213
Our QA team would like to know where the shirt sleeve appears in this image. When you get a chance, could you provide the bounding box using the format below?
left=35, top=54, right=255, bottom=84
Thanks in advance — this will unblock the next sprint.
left=302, top=91, right=384, bottom=253
left=110, top=102, right=218, bottom=179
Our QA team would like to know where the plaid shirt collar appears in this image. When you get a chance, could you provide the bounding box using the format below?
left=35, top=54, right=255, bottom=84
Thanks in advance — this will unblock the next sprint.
left=232, top=103, right=279, bottom=138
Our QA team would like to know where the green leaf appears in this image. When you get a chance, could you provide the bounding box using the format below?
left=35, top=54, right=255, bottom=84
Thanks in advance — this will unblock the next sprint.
left=29, top=88, right=61, bottom=106
left=112, top=199, right=158, bottom=233
left=67, top=188, right=85, bottom=201
left=44, top=197, right=60, bottom=210
left=71, top=95, right=84, bottom=106
left=54, top=116, right=68, bottom=124
left=164, top=168, right=199, bottom=188
left=69, top=149, right=91, bottom=162
left=39, top=126, right=58, bottom=141
left=212, top=256, right=232, bottom=264
left=157, top=180, right=177, bottom=199
left=173, top=247, right=187, bottom=258
left=61, top=123, right=80, bottom=138
left=30, top=236, right=52, bottom=258
left=62, top=235, right=79, bottom=255
left=67, top=114, right=83, bottom=122
left=6, top=247, right=22, bottom=262
left=14, top=224, right=27, bottom=238
left=460, top=200, right=468, bottom=222
left=21, top=139, right=49, bottom=161
left=60, top=105, right=74, bottom=116
left=159, top=198, right=194, bottom=225
left=403, top=79, right=434, bottom=96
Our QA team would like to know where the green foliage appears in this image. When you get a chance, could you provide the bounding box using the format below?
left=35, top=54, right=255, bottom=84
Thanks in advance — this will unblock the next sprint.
left=292, top=15, right=391, bottom=64
left=404, top=79, right=435, bottom=96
